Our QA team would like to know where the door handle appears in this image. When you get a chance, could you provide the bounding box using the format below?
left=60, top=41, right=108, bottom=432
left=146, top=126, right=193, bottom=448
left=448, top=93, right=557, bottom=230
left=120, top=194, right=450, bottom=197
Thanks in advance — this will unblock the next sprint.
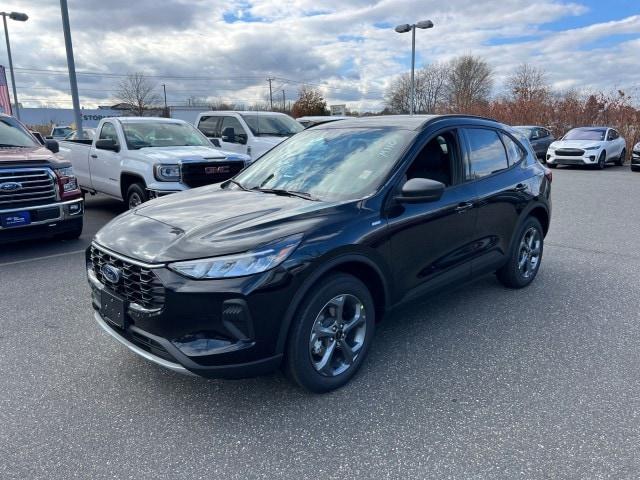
left=514, top=183, right=527, bottom=192
left=455, top=202, right=474, bottom=213
left=90, top=154, right=98, bottom=158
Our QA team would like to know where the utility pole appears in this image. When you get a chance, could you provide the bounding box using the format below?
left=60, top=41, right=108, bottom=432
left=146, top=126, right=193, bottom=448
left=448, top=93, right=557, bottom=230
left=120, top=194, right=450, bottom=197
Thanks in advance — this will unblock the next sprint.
left=60, top=0, right=82, bottom=134
left=267, top=77, right=274, bottom=110
left=162, top=83, right=167, bottom=117
left=282, top=90, right=285, bottom=111
left=1, top=11, right=28, bottom=119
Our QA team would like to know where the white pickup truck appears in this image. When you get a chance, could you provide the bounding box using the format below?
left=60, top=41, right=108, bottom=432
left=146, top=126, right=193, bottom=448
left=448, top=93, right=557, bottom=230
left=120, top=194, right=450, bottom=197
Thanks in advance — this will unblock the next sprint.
left=195, top=111, right=303, bottom=160
left=59, top=117, right=250, bottom=208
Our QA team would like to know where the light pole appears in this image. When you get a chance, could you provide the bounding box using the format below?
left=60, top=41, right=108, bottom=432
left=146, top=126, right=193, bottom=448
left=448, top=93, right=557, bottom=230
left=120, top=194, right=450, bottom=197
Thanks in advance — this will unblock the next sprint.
left=394, top=19, right=433, bottom=115
left=60, top=1, right=83, bottom=136
left=1, top=11, right=28, bottom=119
left=162, top=83, right=168, bottom=117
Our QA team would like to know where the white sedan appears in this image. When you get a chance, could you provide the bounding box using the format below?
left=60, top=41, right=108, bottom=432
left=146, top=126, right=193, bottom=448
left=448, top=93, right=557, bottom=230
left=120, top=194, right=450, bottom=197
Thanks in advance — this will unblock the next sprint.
left=546, top=127, right=626, bottom=169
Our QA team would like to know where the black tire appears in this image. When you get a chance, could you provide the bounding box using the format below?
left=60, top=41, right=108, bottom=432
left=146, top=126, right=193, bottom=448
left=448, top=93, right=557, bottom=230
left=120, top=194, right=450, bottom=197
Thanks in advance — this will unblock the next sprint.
left=497, top=217, right=544, bottom=289
left=616, top=149, right=626, bottom=166
left=547, top=163, right=557, bottom=169
left=126, top=182, right=147, bottom=210
left=285, top=273, right=376, bottom=393
left=597, top=151, right=606, bottom=169
left=632, top=165, right=640, bottom=172
left=57, top=220, right=83, bottom=240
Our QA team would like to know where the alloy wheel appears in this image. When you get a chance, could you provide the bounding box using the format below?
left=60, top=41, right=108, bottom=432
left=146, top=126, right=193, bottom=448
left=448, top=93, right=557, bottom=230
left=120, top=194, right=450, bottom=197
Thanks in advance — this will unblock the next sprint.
left=309, top=294, right=367, bottom=377
left=129, top=193, right=142, bottom=209
left=517, top=227, right=541, bottom=279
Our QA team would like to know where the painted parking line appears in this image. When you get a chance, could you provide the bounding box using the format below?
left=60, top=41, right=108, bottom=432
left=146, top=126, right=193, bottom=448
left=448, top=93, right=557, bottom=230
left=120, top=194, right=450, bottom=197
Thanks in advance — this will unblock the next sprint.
left=0, top=249, right=86, bottom=267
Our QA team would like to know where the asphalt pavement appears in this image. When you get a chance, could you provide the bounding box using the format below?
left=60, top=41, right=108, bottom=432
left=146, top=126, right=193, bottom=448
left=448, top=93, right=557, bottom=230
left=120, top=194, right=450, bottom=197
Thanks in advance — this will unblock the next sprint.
left=1, top=166, right=640, bottom=479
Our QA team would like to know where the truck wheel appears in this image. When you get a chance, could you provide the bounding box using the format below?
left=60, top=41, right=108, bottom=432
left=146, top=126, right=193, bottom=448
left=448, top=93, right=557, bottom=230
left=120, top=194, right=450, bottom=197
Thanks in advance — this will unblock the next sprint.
left=126, top=183, right=147, bottom=210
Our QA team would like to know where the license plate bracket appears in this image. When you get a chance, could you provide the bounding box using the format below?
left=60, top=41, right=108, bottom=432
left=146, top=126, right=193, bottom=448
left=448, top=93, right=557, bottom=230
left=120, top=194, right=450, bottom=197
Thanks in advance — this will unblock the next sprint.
left=1, top=211, right=31, bottom=228
left=101, top=289, right=127, bottom=328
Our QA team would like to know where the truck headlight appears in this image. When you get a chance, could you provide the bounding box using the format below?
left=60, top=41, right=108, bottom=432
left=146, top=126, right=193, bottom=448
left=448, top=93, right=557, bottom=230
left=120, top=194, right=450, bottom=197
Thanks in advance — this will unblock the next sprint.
left=168, top=234, right=302, bottom=279
left=154, top=164, right=180, bottom=181
left=54, top=166, right=79, bottom=195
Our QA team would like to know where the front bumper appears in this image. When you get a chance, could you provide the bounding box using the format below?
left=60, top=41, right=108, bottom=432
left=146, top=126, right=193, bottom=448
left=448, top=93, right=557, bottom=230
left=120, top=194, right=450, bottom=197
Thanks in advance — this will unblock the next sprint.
left=87, top=244, right=294, bottom=379
left=0, top=198, right=84, bottom=242
left=546, top=151, right=599, bottom=166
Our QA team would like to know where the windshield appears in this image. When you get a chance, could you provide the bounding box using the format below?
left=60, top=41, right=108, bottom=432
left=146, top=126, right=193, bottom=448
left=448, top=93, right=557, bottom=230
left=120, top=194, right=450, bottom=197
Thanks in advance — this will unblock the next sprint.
left=233, top=127, right=414, bottom=202
left=53, top=127, right=73, bottom=137
left=121, top=121, right=212, bottom=149
left=0, top=117, right=39, bottom=147
left=563, top=128, right=606, bottom=141
left=240, top=113, right=304, bottom=137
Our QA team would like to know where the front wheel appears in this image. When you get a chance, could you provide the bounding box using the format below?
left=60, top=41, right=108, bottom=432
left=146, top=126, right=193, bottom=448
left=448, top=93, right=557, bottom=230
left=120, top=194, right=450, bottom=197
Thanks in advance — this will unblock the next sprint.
left=126, top=182, right=148, bottom=210
left=616, top=149, right=626, bottom=166
left=497, top=217, right=544, bottom=289
left=285, top=273, right=375, bottom=393
left=597, top=151, right=606, bottom=169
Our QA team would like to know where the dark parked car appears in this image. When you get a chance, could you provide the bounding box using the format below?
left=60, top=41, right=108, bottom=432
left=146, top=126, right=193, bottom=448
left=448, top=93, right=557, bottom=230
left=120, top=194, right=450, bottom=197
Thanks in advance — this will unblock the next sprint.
left=0, top=114, right=84, bottom=244
left=88, top=115, right=552, bottom=392
left=631, top=141, right=639, bottom=172
left=514, top=126, right=555, bottom=160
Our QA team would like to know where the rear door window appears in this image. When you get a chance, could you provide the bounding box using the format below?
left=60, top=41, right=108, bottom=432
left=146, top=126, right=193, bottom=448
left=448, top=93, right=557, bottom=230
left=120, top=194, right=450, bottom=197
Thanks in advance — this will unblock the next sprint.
left=463, top=128, right=509, bottom=179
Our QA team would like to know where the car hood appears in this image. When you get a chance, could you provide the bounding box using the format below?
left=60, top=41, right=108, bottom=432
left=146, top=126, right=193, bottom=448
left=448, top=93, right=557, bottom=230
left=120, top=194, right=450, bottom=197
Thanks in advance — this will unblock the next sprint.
left=551, top=140, right=603, bottom=149
left=0, top=146, right=69, bottom=168
left=94, top=185, right=349, bottom=263
left=138, top=145, right=250, bottom=163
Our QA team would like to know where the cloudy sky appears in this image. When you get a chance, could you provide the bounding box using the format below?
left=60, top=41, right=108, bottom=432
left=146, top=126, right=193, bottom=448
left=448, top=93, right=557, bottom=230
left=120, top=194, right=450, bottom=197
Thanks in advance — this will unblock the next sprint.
left=1, top=0, right=639, bottom=111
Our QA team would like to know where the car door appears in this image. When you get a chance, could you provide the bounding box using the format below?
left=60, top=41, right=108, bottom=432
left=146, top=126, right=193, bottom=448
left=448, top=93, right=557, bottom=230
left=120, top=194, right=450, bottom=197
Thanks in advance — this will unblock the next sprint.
left=219, top=116, right=249, bottom=155
left=90, top=121, right=123, bottom=198
left=461, top=127, right=532, bottom=276
left=386, top=129, right=478, bottom=300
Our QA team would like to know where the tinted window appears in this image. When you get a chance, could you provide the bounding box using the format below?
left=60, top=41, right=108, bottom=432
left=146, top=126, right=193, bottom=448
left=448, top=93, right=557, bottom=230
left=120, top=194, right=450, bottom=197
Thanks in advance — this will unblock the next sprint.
left=198, top=116, right=221, bottom=137
left=99, top=122, right=118, bottom=143
left=406, top=132, right=457, bottom=186
left=464, top=128, right=509, bottom=179
left=501, top=133, right=525, bottom=165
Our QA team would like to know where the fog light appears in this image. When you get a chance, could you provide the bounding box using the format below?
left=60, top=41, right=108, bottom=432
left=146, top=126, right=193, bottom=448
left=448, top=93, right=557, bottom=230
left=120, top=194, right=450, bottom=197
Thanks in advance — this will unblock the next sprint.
left=589, top=155, right=596, bottom=161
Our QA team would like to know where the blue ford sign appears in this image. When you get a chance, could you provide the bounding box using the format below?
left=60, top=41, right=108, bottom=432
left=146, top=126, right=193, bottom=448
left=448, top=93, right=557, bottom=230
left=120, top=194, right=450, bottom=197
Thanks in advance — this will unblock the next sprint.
left=0, top=182, right=22, bottom=192
left=100, top=264, right=121, bottom=284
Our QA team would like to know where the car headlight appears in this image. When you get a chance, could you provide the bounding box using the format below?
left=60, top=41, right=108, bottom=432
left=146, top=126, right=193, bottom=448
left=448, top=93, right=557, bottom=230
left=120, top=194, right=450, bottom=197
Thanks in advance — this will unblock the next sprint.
left=168, top=234, right=302, bottom=279
left=154, top=164, right=180, bottom=181
left=584, top=146, right=600, bottom=151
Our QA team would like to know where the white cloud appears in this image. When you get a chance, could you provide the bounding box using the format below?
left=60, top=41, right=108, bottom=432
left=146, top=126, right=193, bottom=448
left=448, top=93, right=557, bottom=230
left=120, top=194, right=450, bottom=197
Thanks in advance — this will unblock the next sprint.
left=0, top=1, right=638, bottom=111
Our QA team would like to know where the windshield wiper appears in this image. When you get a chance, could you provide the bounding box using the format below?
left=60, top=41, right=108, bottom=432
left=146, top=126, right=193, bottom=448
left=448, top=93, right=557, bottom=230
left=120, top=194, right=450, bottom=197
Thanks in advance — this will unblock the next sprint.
left=251, top=187, right=319, bottom=201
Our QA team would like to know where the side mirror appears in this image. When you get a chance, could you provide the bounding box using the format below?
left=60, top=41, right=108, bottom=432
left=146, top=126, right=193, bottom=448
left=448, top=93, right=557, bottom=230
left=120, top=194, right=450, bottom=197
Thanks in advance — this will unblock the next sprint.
left=44, top=139, right=59, bottom=153
left=221, top=127, right=236, bottom=143
left=95, top=138, right=120, bottom=152
left=395, top=178, right=445, bottom=203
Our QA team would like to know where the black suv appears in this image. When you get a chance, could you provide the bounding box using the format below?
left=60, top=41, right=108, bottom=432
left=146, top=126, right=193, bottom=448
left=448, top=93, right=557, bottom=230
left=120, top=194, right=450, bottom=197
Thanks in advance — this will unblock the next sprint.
left=88, top=115, right=551, bottom=392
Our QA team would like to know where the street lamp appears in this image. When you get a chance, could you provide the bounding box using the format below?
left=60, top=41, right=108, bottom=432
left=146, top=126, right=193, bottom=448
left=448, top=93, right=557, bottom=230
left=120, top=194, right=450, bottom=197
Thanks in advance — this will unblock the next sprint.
left=395, top=19, right=434, bottom=115
left=0, top=11, right=28, bottom=119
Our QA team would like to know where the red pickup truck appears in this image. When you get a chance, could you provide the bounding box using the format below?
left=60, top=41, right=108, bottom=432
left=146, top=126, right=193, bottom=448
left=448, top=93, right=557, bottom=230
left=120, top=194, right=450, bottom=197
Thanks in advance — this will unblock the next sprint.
left=0, top=114, right=84, bottom=244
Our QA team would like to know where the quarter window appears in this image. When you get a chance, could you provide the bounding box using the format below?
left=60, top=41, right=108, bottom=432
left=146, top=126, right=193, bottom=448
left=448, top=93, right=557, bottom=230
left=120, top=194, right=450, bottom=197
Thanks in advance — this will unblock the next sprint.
left=464, top=128, right=509, bottom=179
left=501, top=133, right=525, bottom=165
left=198, top=116, right=221, bottom=138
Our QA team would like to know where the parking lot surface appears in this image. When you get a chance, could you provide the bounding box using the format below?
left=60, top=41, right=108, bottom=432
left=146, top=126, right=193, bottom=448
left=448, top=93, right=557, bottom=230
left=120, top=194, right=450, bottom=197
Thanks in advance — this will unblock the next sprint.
left=1, top=166, right=640, bottom=479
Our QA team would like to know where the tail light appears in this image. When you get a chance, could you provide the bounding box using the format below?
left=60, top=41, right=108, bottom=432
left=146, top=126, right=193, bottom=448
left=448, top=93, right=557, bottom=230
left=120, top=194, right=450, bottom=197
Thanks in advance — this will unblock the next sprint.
left=54, top=166, right=81, bottom=199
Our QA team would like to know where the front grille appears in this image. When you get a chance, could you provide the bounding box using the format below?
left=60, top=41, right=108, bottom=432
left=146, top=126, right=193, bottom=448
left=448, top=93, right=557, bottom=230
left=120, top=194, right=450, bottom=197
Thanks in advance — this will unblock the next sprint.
left=555, top=148, right=584, bottom=157
left=181, top=161, right=245, bottom=188
left=0, top=168, right=57, bottom=208
left=90, top=244, right=165, bottom=311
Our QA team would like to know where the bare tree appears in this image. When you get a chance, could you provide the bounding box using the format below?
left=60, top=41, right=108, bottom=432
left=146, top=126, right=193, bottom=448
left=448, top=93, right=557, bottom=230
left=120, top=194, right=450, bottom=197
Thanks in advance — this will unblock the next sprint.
left=385, top=63, right=449, bottom=114
left=506, top=63, right=549, bottom=102
left=116, top=73, right=161, bottom=116
left=446, top=55, right=493, bottom=111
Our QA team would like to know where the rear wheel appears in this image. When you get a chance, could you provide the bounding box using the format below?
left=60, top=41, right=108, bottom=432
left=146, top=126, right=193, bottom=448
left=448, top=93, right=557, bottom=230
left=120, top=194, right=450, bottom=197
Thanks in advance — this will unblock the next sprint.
left=126, top=182, right=147, bottom=210
left=497, top=217, right=544, bottom=289
left=597, top=151, right=606, bottom=169
left=616, top=149, right=626, bottom=166
left=285, top=273, right=375, bottom=393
